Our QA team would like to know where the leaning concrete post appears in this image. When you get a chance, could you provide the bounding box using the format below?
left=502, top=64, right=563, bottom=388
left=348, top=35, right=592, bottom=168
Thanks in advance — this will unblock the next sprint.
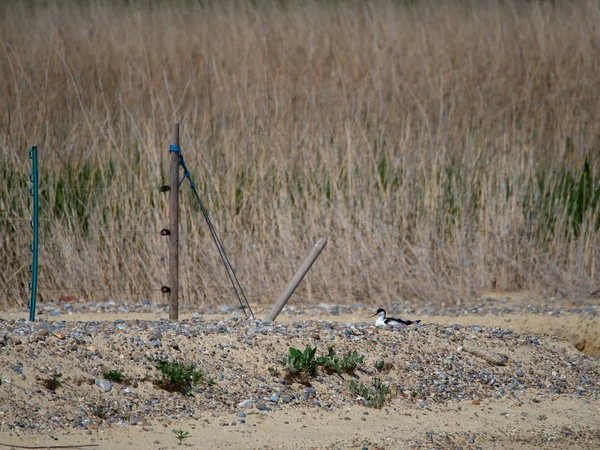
left=265, top=237, right=327, bottom=322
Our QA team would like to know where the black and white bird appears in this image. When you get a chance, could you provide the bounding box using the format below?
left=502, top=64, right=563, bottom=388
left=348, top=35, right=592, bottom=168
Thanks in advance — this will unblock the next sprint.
left=368, top=308, right=421, bottom=328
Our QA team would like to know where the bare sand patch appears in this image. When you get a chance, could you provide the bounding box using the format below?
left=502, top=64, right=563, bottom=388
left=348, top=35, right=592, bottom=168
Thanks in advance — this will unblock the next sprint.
left=0, top=396, right=597, bottom=449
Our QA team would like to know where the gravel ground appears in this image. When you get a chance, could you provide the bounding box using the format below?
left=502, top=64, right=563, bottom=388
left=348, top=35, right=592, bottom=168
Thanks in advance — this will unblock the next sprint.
left=0, top=297, right=599, bottom=449
left=1, top=299, right=599, bottom=447
left=22, top=295, right=600, bottom=319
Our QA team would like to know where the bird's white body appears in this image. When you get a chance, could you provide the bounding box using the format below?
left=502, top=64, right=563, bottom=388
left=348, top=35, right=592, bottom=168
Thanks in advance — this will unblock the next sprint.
left=374, top=311, right=390, bottom=327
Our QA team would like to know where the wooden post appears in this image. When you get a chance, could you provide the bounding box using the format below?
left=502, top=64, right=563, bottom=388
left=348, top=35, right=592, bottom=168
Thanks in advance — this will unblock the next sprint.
left=265, top=237, right=327, bottom=322
left=169, top=122, right=180, bottom=321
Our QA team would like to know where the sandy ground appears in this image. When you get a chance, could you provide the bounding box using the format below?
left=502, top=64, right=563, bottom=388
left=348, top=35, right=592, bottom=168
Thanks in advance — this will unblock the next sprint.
left=1, top=297, right=599, bottom=449
left=0, top=396, right=598, bottom=449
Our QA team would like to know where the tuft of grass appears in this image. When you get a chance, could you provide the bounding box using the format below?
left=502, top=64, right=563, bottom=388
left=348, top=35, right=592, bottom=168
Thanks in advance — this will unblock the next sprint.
left=350, top=378, right=391, bottom=409
left=151, top=358, right=213, bottom=396
left=172, top=429, right=191, bottom=445
left=103, top=370, right=123, bottom=383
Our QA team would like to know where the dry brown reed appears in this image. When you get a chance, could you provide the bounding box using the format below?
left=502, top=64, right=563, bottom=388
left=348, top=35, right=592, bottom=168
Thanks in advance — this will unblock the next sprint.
left=1, top=0, right=599, bottom=309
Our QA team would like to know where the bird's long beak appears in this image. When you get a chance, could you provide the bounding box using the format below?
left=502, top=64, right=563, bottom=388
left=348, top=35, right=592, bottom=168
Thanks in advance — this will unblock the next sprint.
left=367, top=312, right=378, bottom=318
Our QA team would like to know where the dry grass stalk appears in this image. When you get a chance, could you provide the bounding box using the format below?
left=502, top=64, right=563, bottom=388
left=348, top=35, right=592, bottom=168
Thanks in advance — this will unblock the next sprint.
left=1, top=0, right=599, bottom=308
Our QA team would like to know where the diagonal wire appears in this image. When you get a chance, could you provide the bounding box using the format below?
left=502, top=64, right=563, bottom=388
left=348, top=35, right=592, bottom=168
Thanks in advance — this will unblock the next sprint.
left=170, top=145, right=255, bottom=320
left=175, top=148, right=254, bottom=320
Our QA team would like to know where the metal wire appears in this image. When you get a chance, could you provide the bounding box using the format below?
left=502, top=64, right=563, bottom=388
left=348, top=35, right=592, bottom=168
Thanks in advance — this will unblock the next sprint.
left=39, top=287, right=165, bottom=293
left=38, top=186, right=164, bottom=193
left=170, top=145, right=255, bottom=320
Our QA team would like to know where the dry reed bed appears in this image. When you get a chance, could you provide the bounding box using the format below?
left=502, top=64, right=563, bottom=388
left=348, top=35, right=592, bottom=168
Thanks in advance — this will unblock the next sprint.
left=1, top=0, right=599, bottom=309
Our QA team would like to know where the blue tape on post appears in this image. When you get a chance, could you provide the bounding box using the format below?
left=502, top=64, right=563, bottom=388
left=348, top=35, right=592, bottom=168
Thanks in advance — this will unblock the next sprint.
left=169, top=145, right=181, bottom=153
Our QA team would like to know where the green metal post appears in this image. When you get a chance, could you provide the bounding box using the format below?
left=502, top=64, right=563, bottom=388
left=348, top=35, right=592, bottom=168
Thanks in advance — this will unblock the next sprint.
left=28, top=146, right=39, bottom=322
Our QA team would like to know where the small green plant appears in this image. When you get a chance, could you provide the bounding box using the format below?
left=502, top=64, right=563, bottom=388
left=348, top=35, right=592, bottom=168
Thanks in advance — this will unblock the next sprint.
left=316, top=347, right=341, bottom=373
left=374, top=360, right=385, bottom=371
left=42, top=373, right=63, bottom=391
left=151, top=358, right=211, bottom=396
left=351, top=380, right=370, bottom=399
left=538, top=414, right=547, bottom=421
left=316, top=347, right=365, bottom=374
left=339, top=350, right=365, bottom=373
left=350, top=378, right=391, bottom=408
left=268, top=366, right=280, bottom=377
left=283, top=346, right=366, bottom=382
left=103, top=370, right=123, bottom=383
left=172, top=428, right=191, bottom=445
left=282, top=345, right=318, bottom=378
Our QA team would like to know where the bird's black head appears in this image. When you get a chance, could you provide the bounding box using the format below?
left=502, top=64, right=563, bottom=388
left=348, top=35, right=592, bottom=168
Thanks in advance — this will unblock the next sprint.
left=368, top=308, right=386, bottom=318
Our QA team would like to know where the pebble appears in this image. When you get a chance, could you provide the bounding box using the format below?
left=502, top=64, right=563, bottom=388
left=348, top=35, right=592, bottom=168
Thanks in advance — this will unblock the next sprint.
left=304, top=387, right=317, bottom=400
left=94, top=378, right=112, bottom=392
left=236, top=411, right=246, bottom=418
left=238, top=399, right=254, bottom=409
